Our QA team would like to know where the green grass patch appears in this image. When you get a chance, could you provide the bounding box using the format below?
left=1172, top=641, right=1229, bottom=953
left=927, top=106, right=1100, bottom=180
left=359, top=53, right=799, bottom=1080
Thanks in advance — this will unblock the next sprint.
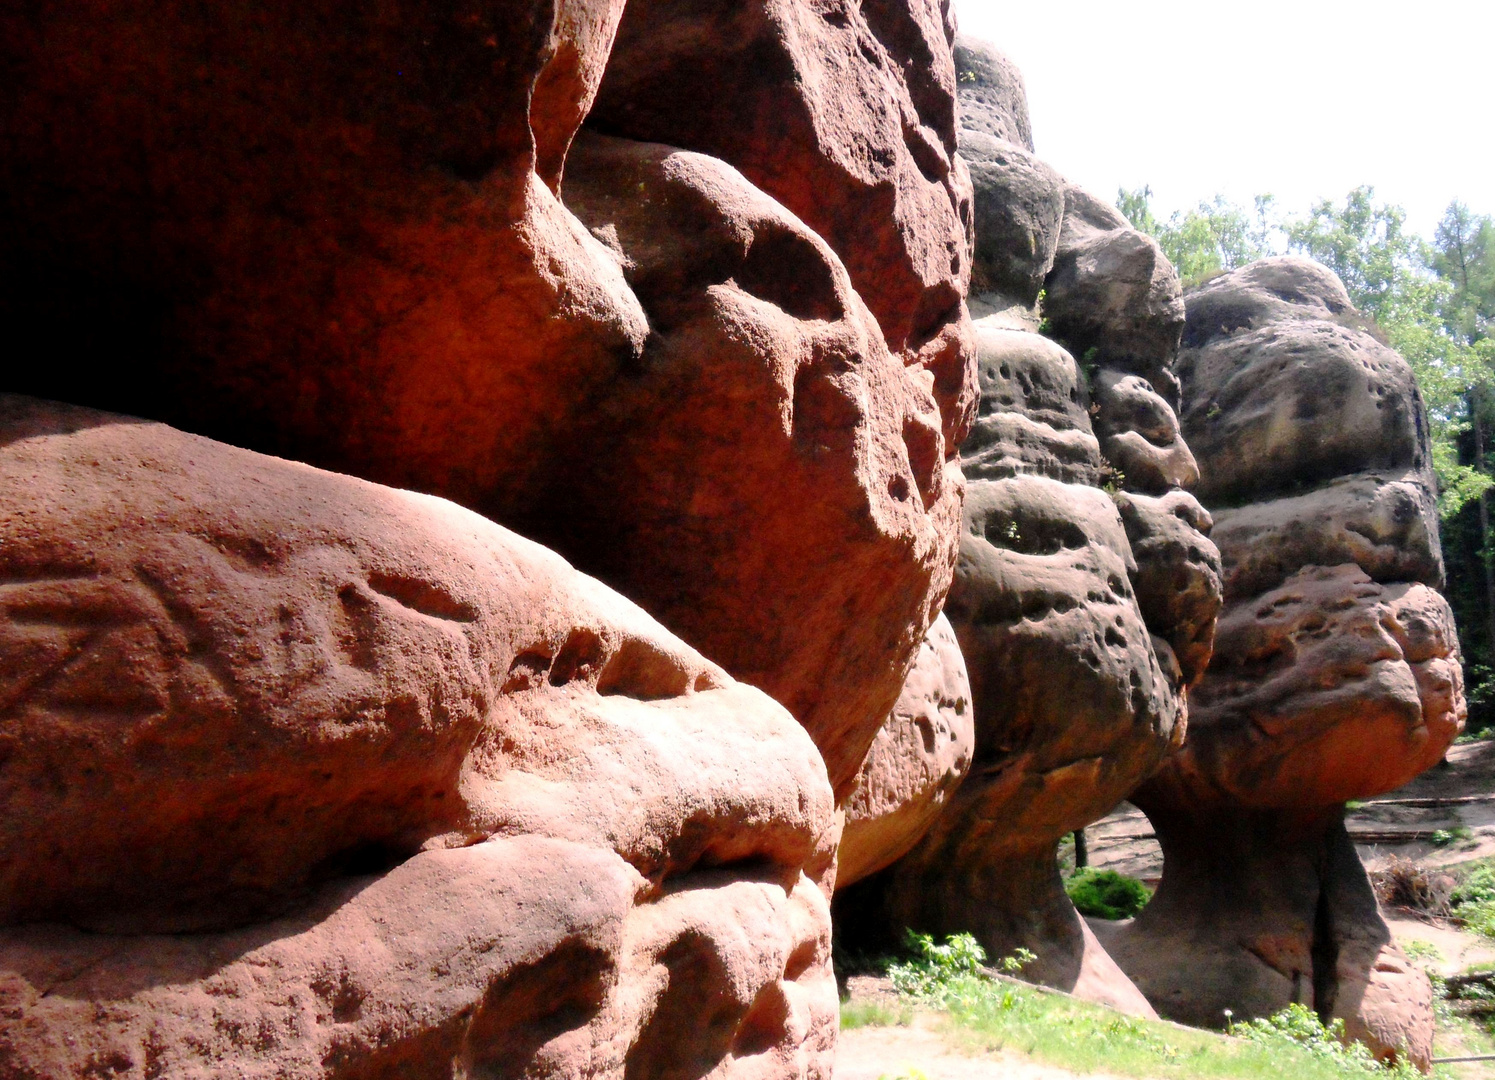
left=839, top=998, right=912, bottom=1030
left=1066, top=867, right=1152, bottom=920
left=886, top=932, right=1427, bottom=1079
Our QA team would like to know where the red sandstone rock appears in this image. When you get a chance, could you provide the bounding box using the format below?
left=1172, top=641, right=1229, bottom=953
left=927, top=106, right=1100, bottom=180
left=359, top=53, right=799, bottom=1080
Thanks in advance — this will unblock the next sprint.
left=587, top=0, right=978, bottom=449
left=0, top=395, right=838, bottom=1079
left=0, top=0, right=970, bottom=802
left=553, top=133, right=963, bottom=797
left=1104, top=259, right=1465, bottom=1070
left=838, top=614, right=974, bottom=888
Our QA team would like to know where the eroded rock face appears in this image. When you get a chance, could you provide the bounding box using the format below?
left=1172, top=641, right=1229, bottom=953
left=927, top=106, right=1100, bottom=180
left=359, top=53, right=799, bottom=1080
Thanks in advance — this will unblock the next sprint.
left=0, top=0, right=974, bottom=803
left=589, top=0, right=978, bottom=449
left=953, top=35, right=1034, bottom=151
left=834, top=44, right=1220, bottom=1014
left=1044, top=186, right=1186, bottom=404
left=838, top=614, right=974, bottom=888
left=0, top=396, right=838, bottom=1079
left=1105, top=258, right=1465, bottom=1070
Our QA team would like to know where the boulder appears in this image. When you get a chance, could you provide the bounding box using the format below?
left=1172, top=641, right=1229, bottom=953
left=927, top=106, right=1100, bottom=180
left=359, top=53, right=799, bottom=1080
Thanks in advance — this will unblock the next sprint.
left=1043, top=185, right=1186, bottom=403
left=0, top=395, right=839, bottom=1079
left=953, top=36, right=1034, bottom=151
left=1115, top=490, right=1222, bottom=686
left=588, top=0, right=978, bottom=449
left=960, top=324, right=1102, bottom=487
left=555, top=133, right=963, bottom=797
left=959, top=131, right=1065, bottom=307
left=1210, top=470, right=1443, bottom=601
left=0, top=0, right=973, bottom=802
left=1091, top=370, right=1200, bottom=494
left=1105, top=259, right=1465, bottom=1070
left=838, top=614, right=974, bottom=888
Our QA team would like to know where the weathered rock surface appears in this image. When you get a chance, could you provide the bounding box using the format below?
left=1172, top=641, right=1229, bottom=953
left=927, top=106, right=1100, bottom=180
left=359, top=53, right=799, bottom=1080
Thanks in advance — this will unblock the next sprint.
left=832, top=45, right=1219, bottom=1005
left=0, top=395, right=839, bottom=1079
left=838, top=614, right=974, bottom=888
left=0, top=0, right=975, bottom=803
left=589, top=0, right=978, bottom=448
left=1106, top=259, right=1464, bottom=1069
left=959, top=131, right=1064, bottom=307
left=1092, top=371, right=1199, bottom=495
left=953, top=36, right=1034, bottom=151
left=1115, top=490, right=1222, bottom=686
left=1208, top=470, right=1443, bottom=602
left=1043, top=186, right=1186, bottom=403
left=959, top=323, right=1102, bottom=486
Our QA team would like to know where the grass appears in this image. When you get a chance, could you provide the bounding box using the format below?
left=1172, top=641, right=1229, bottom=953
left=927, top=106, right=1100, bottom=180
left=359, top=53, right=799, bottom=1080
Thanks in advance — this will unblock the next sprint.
left=860, top=931, right=1432, bottom=1079
left=840, top=998, right=912, bottom=1029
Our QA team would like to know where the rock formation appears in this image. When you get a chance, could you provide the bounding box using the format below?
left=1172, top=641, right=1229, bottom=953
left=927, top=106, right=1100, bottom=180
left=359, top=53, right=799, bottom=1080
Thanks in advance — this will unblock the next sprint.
left=838, top=614, right=974, bottom=889
left=832, top=37, right=1221, bottom=1018
left=1099, top=258, right=1466, bottom=1069
left=0, top=396, right=839, bottom=1078
left=0, top=0, right=974, bottom=801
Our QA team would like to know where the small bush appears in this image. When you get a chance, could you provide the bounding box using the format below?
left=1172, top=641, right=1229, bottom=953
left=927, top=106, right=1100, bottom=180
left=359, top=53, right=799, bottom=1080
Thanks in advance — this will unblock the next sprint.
left=1371, top=856, right=1454, bottom=914
left=1229, top=1003, right=1419, bottom=1077
left=1067, top=868, right=1151, bottom=920
left=887, top=930, right=988, bottom=998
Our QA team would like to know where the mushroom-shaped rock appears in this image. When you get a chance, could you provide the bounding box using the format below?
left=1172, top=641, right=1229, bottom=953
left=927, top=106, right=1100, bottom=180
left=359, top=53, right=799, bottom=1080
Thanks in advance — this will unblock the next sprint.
left=0, top=0, right=973, bottom=803
left=588, top=0, right=978, bottom=449
left=0, top=395, right=839, bottom=1079
left=838, top=614, right=975, bottom=888
left=1043, top=185, right=1186, bottom=403
left=1103, top=258, right=1464, bottom=1070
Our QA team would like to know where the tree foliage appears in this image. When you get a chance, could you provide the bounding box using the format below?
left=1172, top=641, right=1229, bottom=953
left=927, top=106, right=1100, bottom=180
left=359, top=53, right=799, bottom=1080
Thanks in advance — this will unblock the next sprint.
left=1119, top=185, right=1495, bottom=727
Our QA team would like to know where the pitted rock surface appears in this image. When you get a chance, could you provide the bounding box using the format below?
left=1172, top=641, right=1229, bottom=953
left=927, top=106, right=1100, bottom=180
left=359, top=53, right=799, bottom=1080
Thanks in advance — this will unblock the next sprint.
left=960, top=323, right=1102, bottom=486
left=589, top=0, right=978, bottom=449
left=960, top=131, right=1064, bottom=307
left=953, top=35, right=1034, bottom=151
left=838, top=614, right=974, bottom=888
left=1107, top=258, right=1464, bottom=1070
left=0, top=396, right=839, bottom=1079
left=0, top=0, right=975, bottom=804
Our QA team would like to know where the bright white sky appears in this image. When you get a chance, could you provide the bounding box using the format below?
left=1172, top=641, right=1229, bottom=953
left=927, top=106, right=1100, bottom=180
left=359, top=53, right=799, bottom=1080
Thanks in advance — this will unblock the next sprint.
left=952, top=0, right=1494, bottom=239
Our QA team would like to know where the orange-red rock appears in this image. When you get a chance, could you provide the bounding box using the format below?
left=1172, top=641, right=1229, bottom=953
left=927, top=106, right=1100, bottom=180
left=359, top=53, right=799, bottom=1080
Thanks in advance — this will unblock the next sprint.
left=0, top=395, right=838, bottom=1079
left=1105, top=259, right=1465, bottom=1070
left=0, top=0, right=972, bottom=801
left=838, top=614, right=974, bottom=888
left=588, top=0, right=978, bottom=449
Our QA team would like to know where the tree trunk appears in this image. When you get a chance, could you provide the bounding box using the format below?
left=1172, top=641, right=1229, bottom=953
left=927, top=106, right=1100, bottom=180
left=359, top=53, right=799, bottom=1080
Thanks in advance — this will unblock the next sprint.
left=1074, top=829, right=1088, bottom=869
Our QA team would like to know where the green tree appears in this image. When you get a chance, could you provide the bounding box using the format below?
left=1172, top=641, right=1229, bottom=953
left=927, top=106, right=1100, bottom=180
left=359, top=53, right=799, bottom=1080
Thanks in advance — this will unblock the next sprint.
left=1117, top=187, right=1276, bottom=285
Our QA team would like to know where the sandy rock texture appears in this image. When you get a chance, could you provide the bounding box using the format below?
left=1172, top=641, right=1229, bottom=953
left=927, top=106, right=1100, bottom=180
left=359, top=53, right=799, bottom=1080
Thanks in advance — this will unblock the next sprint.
left=1104, top=258, right=1466, bottom=1070
left=0, top=396, right=839, bottom=1079
left=0, top=0, right=976, bottom=802
left=838, top=614, right=974, bottom=888
left=831, top=41, right=1220, bottom=1018
left=589, top=0, right=978, bottom=449
left=1044, top=186, right=1186, bottom=406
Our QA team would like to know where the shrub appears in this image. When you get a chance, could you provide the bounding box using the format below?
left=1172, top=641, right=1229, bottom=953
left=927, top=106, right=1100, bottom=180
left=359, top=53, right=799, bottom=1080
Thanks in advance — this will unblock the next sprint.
left=1066, top=868, right=1151, bottom=920
left=1371, top=856, right=1454, bottom=914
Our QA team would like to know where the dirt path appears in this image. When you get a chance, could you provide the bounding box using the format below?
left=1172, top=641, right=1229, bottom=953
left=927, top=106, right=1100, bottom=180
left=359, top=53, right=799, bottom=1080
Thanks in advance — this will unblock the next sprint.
left=1085, top=740, right=1495, bottom=883
left=836, top=1017, right=1120, bottom=1080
